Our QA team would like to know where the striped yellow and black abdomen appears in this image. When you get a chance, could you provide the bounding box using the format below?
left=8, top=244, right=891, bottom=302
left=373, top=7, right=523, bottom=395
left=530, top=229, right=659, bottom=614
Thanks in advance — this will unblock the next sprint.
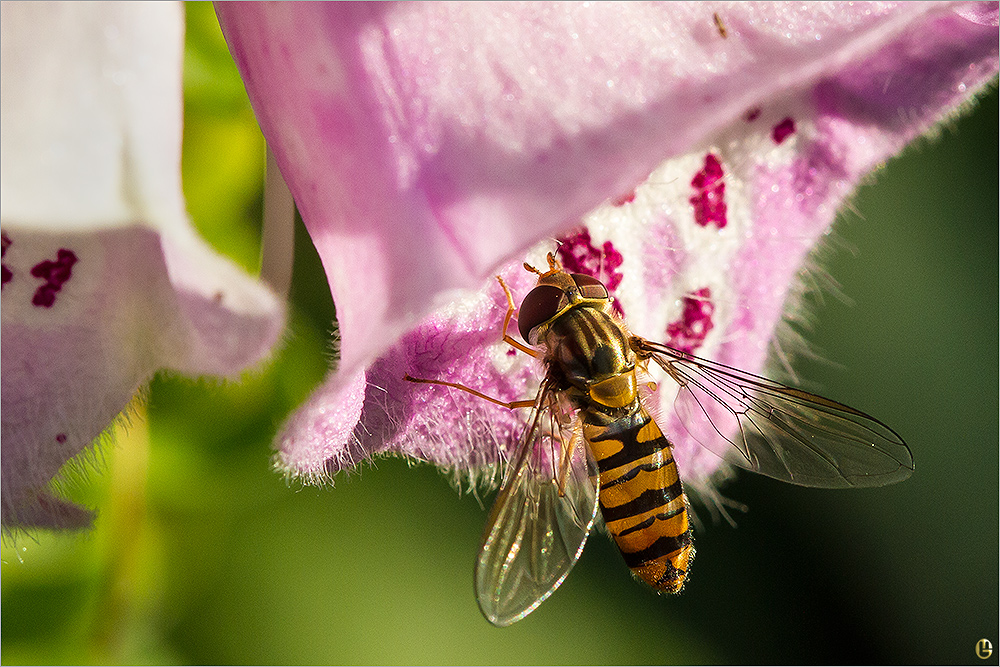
left=583, top=406, right=693, bottom=593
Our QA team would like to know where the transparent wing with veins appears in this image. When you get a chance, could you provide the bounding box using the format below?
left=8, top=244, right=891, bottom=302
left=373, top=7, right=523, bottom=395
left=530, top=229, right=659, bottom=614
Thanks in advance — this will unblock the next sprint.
left=633, top=338, right=913, bottom=488
left=474, top=375, right=600, bottom=627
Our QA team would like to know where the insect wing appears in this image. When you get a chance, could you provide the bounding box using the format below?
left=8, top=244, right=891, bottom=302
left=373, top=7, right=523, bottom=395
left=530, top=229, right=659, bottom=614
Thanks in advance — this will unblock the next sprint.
left=474, top=378, right=600, bottom=627
left=635, top=338, right=913, bottom=488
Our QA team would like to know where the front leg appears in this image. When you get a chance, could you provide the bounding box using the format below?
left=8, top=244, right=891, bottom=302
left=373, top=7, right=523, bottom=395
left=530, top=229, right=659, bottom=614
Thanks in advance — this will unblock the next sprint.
left=497, top=275, right=541, bottom=358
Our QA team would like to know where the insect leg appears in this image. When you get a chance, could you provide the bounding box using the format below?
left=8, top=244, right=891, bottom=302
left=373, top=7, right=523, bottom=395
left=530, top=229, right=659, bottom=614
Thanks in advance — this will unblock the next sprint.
left=496, top=276, right=541, bottom=358
left=403, top=374, right=536, bottom=410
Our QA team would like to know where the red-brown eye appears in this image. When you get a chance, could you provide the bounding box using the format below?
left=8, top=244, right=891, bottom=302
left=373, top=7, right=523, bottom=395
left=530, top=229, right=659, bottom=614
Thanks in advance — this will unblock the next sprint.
left=518, top=284, right=565, bottom=343
left=571, top=273, right=609, bottom=300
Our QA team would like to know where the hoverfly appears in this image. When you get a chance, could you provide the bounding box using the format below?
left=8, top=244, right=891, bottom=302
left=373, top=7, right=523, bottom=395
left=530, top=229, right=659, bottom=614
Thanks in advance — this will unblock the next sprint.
left=407, top=252, right=912, bottom=627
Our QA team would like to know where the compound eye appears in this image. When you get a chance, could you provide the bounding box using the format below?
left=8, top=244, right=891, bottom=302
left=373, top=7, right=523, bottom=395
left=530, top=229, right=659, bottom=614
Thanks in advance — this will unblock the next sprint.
left=517, top=284, right=565, bottom=343
left=571, top=273, right=609, bottom=300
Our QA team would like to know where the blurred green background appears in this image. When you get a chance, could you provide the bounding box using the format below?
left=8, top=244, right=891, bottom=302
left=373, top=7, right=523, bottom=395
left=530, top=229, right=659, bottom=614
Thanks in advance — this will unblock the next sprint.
left=2, top=4, right=997, bottom=665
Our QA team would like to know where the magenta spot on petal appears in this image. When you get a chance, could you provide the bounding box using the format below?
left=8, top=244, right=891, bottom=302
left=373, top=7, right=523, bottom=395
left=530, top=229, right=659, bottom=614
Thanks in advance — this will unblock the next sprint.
left=506, top=348, right=517, bottom=357
left=689, top=154, right=728, bottom=229
left=772, top=117, right=796, bottom=144
left=744, top=107, right=762, bottom=122
left=557, top=228, right=625, bottom=315
left=56, top=433, right=67, bottom=443
left=666, top=287, right=715, bottom=354
left=32, top=285, right=57, bottom=307
left=611, top=189, right=636, bottom=206
left=31, top=248, right=77, bottom=308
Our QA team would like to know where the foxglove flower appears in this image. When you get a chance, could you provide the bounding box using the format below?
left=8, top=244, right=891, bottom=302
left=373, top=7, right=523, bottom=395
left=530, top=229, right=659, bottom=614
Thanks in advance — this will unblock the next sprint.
left=0, top=2, right=285, bottom=529
left=215, top=3, right=998, bottom=488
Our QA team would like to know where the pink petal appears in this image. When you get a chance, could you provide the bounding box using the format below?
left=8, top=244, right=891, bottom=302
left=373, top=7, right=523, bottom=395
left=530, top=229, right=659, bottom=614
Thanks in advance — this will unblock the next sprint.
left=0, top=2, right=285, bottom=529
left=215, top=3, right=997, bottom=481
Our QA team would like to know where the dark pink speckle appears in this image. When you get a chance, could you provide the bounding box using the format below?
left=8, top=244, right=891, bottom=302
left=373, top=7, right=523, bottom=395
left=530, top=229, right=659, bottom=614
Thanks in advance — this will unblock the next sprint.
left=56, top=433, right=67, bottom=443
left=744, top=107, right=761, bottom=122
left=666, top=287, right=715, bottom=354
left=557, top=228, right=625, bottom=315
left=31, top=248, right=77, bottom=308
left=689, top=154, right=728, bottom=229
left=772, top=117, right=796, bottom=144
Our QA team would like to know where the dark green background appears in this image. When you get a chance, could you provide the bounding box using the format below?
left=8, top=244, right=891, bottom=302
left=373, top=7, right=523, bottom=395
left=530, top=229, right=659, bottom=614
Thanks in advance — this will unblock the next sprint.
left=3, top=5, right=997, bottom=665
